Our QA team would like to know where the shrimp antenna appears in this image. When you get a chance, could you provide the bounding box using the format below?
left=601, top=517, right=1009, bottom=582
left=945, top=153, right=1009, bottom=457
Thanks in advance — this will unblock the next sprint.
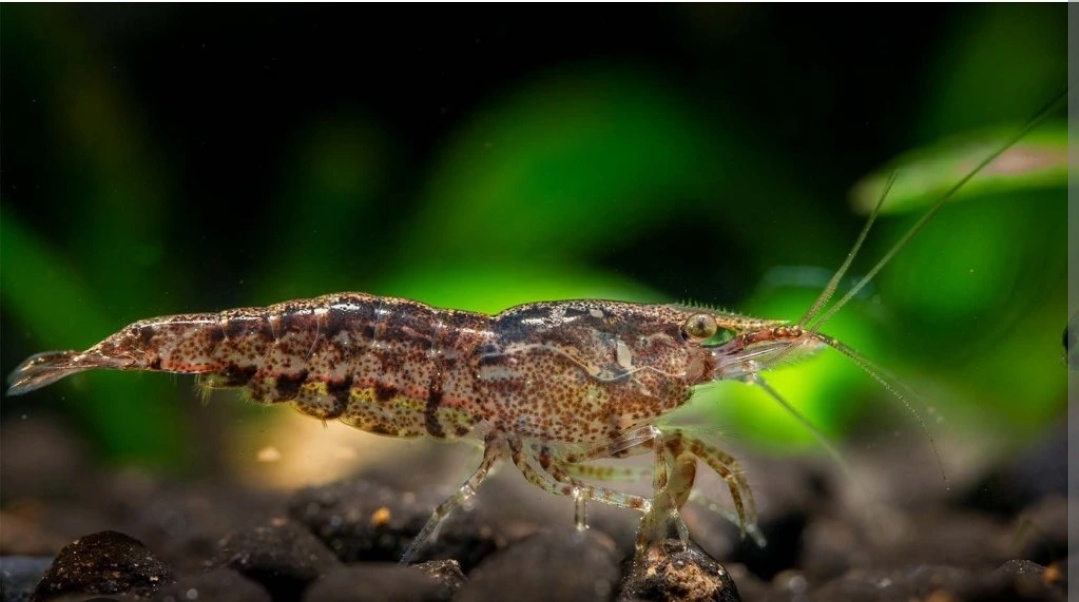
left=814, top=332, right=947, bottom=484
left=805, top=88, right=1068, bottom=332
left=748, top=374, right=853, bottom=479
left=768, top=90, right=1065, bottom=487
left=798, top=171, right=898, bottom=328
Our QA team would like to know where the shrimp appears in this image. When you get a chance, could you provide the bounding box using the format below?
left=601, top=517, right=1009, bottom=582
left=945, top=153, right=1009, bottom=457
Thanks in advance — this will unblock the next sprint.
left=6, top=92, right=1065, bottom=564
left=7, top=294, right=774, bottom=559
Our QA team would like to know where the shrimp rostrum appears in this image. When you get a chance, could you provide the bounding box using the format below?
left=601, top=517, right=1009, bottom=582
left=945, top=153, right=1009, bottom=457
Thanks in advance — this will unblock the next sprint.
left=6, top=92, right=1063, bottom=563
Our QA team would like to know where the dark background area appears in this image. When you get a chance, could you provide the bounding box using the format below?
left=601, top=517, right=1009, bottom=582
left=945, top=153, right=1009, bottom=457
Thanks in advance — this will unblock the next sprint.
left=0, top=5, right=1067, bottom=486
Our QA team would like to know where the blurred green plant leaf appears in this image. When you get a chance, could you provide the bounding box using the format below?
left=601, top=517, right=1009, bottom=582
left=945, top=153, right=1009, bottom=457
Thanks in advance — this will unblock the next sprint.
left=405, top=67, right=721, bottom=264
left=258, top=113, right=391, bottom=303
left=2, top=205, right=188, bottom=466
left=918, top=4, right=1066, bottom=134
left=850, top=124, right=1065, bottom=215
left=380, top=260, right=663, bottom=315
left=2, top=205, right=108, bottom=346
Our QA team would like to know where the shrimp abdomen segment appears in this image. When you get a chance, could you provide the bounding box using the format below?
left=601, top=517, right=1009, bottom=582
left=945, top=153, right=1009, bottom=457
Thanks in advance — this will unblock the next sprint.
left=172, top=293, right=491, bottom=439
left=8, top=293, right=490, bottom=439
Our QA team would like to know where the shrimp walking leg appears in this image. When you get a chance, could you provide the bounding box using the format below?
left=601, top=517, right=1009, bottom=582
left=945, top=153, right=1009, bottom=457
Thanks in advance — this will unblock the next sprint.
left=562, top=463, right=650, bottom=482
left=647, top=429, right=762, bottom=547
left=519, top=425, right=707, bottom=548
left=507, top=438, right=652, bottom=530
left=557, top=426, right=762, bottom=548
left=400, top=436, right=506, bottom=564
left=637, top=435, right=696, bottom=551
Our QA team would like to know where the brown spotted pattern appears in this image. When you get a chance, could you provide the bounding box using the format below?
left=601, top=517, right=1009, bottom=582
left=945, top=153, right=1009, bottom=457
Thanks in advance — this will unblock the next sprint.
left=107, top=293, right=497, bottom=439
left=8, top=292, right=786, bottom=560
left=11, top=293, right=750, bottom=445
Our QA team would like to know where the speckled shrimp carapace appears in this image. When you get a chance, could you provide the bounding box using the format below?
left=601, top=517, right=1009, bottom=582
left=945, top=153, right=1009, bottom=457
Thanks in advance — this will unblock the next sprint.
left=8, top=294, right=782, bottom=555
left=6, top=92, right=1064, bottom=564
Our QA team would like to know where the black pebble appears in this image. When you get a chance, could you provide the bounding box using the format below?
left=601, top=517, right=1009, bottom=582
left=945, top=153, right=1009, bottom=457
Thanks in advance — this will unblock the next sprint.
left=455, top=528, right=620, bottom=602
left=287, top=479, right=501, bottom=571
left=153, top=568, right=271, bottom=602
left=302, top=564, right=453, bottom=602
left=619, top=539, right=740, bottom=602
left=30, top=531, right=174, bottom=601
left=211, top=518, right=340, bottom=602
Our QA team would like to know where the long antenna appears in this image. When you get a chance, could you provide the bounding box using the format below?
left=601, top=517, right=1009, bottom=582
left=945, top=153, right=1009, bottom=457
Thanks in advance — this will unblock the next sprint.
left=798, top=172, right=898, bottom=328
left=807, top=89, right=1068, bottom=332
left=756, top=90, right=1066, bottom=492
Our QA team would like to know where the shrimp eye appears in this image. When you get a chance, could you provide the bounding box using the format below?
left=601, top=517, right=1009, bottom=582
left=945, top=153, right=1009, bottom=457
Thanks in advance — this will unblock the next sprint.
left=681, top=314, right=717, bottom=341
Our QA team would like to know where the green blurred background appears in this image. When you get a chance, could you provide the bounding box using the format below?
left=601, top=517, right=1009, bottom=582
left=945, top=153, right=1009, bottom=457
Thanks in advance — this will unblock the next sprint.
left=1, top=5, right=1067, bottom=475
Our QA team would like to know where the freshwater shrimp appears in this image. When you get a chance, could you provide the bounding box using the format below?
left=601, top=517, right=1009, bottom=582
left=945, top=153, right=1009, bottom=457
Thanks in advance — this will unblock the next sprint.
left=6, top=93, right=1065, bottom=564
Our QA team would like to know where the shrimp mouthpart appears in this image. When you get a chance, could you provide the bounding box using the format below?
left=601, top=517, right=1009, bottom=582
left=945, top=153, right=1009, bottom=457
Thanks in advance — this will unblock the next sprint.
left=708, top=325, right=830, bottom=382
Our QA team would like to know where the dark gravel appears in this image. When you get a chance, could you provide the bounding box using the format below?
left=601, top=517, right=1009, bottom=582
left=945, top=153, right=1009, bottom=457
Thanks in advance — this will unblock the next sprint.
left=0, top=419, right=1068, bottom=602
left=0, top=557, right=53, bottom=602
left=620, top=539, right=740, bottom=602
left=211, top=518, right=341, bottom=602
left=155, top=569, right=270, bottom=602
left=303, top=564, right=455, bottom=602
left=287, top=480, right=501, bottom=571
left=455, top=528, right=621, bottom=602
left=30, top=530, right=174, bottom=601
